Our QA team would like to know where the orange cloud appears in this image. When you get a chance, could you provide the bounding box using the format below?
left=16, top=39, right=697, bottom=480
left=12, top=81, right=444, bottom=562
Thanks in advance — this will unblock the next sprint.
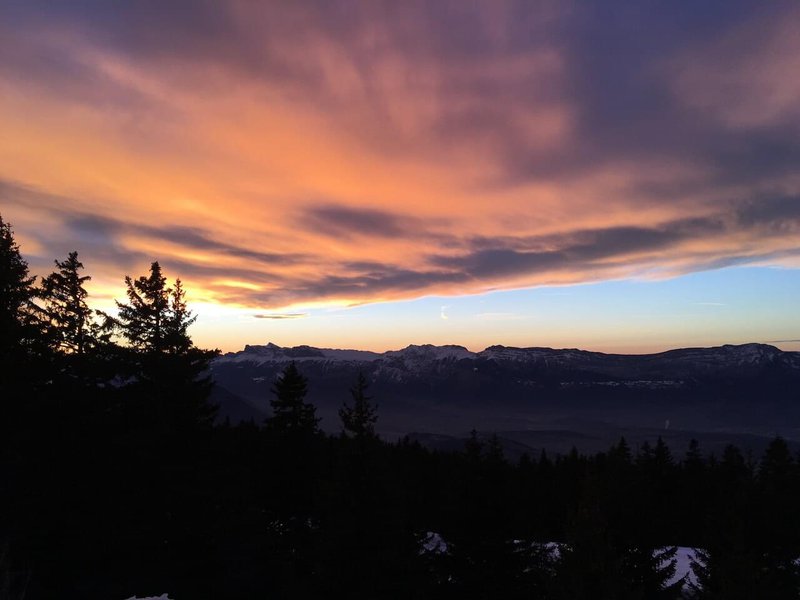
left=0, top=2, right=798, bottom=317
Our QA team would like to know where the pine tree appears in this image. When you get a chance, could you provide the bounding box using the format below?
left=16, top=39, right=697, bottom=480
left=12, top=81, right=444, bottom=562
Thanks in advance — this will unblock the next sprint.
left=112, top=262, right=218, bottom=426
left=623, top=545, right=683, bottom=599
left=636, top=437, right=677, bottom=543
left=464, top=429, right=483, bottom=462
left=610, top=436, right=633, bottom=465
left=339, top=372, right=378, bottom=439
left=163, top=279, right=193, bottom=355
left=0, top=215, right=42, bottom=389
left=680, top=439, right=708, bottom=543
left=556, top=502, right=683, bottom=599
left=754, top=437, right=800, bottom=596
left=266, top=362, right=319, bottom=435
left=688, top=545, right=761, bottom=600
left=689, top=445, right=761, bottom=599
left=39, top=251, right=95, bottom=355
left=444, top=430, right=527, bottom=599
left=161, top=279, right=219, bottom=425
left=116, top=261, right=170, bottom=353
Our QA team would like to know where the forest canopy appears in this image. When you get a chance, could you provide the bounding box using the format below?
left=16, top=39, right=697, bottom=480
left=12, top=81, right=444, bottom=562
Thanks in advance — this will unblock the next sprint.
left=1, top=214, right=798, bottom=600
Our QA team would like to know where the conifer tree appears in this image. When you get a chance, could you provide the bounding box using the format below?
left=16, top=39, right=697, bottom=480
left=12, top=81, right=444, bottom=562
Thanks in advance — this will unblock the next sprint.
left=162, top=278, right=219, bottom=424
left=653, top=437, right=674, bottom=471
left=679, top=439, right=708, bottom=542
left=112, top=262, right=218, bottom=425
left=339, top=371, right=378, bottom=439
left=623, top=545, right=683, bottom=599
left=464, top=429, right=483, bottom=462
left=163, top=278, right=193, bottom=355
left=688, top=545, right=761, bottom=600
left=39, top=251, right=95, bottom=355
left=116, top=261, right=170, bottom=353
left=689, top=445, right=760, bottom=599
left=267, top=362, right=319, bottom=435
left=444, top=429, right=526, bottom=600
left=556, top=502, right=683, bottom=599
left=0, top=215, right=42, bottom=389
left=610, top=436, right=633, bottom=465
left=0, top=216, right=38, bottom=345
left=754, top=437, right=800, bottom=596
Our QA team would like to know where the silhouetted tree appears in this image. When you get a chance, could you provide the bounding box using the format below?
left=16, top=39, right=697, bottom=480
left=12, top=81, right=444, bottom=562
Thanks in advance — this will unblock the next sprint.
left=163, top=278, right=193, bottom=354
left=464, top=429, right=483, bottom=462
left=485, top=433, right=505, bottom=466
left=689, top=445, right=760, bottom=599
left=754, top=437, right=800, bottom=596
left=556, top=501, right=682, bottom=599
left=610, top=436, right=633, bottom=465
left=689, top=545, right=761, bottom=600
left=678, top=439, right=708, bottom=542
left=267, top=362, right=319, bottom=435
left=112, top=262, right=218, bottom=426
left=624, top=545, right=683, bottom=599
left=116, top=261, right=170, bottom=354
left=39, top=251, right=95, bottom=355
left=339, top=371, right=378, bottom=439
left=0, top=215, right=41, bottom=384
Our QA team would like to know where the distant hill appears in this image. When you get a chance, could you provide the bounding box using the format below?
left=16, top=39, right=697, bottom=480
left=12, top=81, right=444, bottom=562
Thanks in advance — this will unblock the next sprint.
left=210, top=342, right=800, bottom=454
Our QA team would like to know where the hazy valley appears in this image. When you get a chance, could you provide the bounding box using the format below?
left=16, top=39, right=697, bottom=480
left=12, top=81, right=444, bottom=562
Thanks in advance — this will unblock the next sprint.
left=212, top=341, right=800, bottom=457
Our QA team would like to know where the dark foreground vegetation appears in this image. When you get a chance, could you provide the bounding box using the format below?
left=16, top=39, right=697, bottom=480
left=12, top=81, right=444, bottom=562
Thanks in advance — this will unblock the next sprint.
left=2, top=215, right=799, bottom=599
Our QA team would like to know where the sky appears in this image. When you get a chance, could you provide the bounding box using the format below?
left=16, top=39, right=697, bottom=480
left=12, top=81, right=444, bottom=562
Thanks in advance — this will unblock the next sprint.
left=1, top=1, right=799, bottom=354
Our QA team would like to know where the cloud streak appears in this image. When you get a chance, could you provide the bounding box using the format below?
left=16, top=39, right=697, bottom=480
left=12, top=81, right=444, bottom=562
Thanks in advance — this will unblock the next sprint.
left=253, top=313, right=307, bottom=320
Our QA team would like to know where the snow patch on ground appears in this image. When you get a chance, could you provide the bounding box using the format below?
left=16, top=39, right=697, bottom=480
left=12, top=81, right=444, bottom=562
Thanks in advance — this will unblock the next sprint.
left=421, top=533, right=697, bottom=591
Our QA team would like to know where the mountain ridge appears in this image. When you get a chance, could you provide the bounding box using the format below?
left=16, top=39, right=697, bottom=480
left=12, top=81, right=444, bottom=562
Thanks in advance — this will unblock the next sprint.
left=211, top=341, right=800, bottom=450
left=222, top=340, right=797, bottom=361
left=216, top=341, right=800, bottom=377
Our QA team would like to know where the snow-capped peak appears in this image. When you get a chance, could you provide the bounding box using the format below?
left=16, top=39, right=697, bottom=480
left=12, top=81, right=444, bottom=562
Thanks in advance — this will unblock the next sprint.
left=385, top=344, right=476, bottom=361
left=216, top=342, right=381, bottom=366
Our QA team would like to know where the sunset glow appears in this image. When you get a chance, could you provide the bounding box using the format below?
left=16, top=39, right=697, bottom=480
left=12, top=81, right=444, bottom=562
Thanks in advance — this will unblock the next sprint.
left=2, top=1, right=799, bottom=352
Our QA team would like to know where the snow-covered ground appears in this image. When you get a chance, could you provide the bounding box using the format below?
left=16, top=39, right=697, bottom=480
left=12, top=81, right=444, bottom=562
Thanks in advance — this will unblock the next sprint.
left=422, top=533, right=698, bottom=591
left=124, top=541, right=698, bottom=599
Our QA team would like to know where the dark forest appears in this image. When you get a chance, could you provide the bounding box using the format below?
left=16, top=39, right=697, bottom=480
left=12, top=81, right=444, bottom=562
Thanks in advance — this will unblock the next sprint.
left=2, top=215, right=799, bottom=599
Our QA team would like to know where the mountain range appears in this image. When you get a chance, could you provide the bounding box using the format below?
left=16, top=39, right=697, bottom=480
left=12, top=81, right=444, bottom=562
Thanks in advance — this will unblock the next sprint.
left=211, top=342, right=800, bottom=457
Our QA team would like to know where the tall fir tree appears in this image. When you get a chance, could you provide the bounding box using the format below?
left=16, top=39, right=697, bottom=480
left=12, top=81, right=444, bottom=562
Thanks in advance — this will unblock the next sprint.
left=39, top=251, right=95, bottom=355
left=339, top=371, right=378, bottom=439
left=267, top=362, right=319, bottom=435
left=464, top=429, right=483, bottom=462
left=113, top=262, right=218, bottom=426
left=689, top=445, right=761, bottom=599
left=116, top=261, right=170, bottom=354
left=163, top=279, right=193, bottom=355
left=556, top=502, right=683, bottom=600
left=162, top=278, right=219, bottom=425
left=0, top=215, right=43, bottom=390
left=754, top=437, right=800, bottom=596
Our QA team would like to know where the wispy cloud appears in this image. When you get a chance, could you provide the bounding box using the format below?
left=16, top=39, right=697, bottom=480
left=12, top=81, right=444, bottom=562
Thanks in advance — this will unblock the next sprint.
left=253, top=313, right=307, bottom=320
left=1, top=3, right=799, bottom=312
